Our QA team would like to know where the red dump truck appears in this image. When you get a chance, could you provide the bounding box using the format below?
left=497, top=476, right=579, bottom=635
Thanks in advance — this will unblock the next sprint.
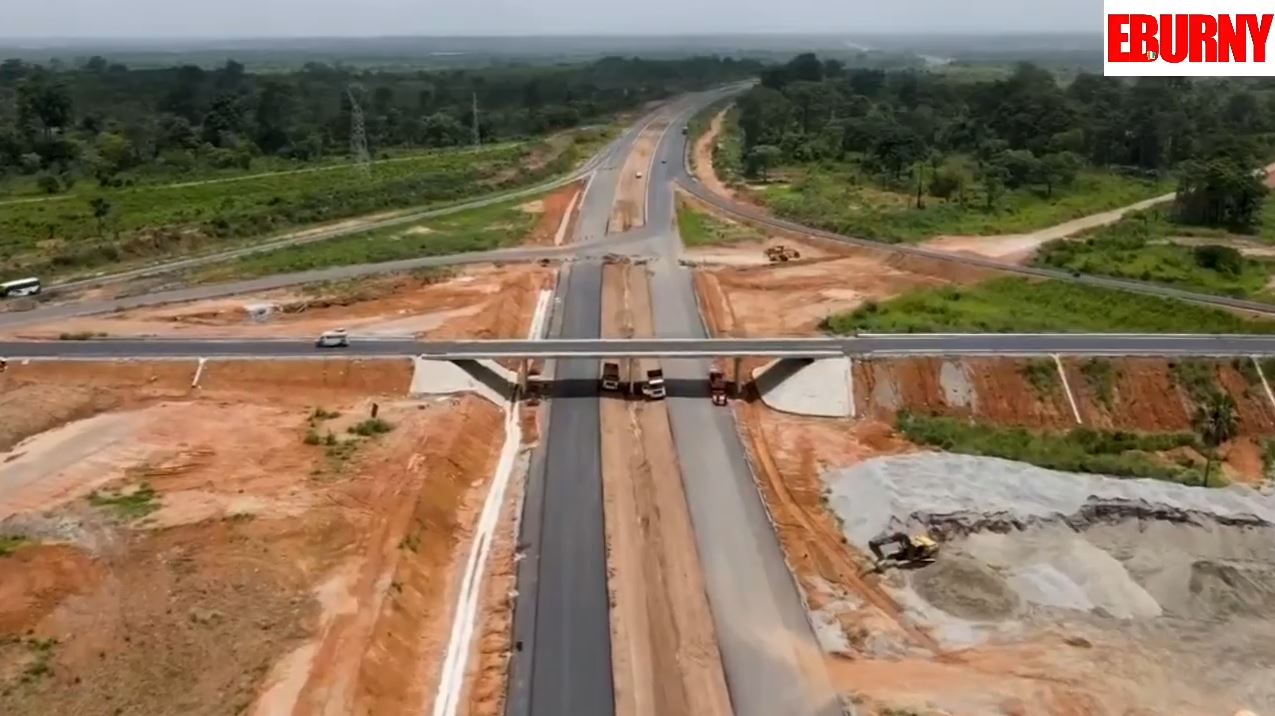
left=709, top=369, right=727, bottom=406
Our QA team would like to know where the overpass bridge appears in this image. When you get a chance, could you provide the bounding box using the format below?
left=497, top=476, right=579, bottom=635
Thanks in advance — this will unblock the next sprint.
left=5, top=334, right=1275, bottom=360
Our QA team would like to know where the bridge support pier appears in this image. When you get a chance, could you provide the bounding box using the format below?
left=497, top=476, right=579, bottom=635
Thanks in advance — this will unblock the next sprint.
left=732, top=356, right=743, bottom=397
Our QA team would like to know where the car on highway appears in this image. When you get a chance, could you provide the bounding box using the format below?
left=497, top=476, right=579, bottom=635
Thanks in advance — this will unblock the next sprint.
left=635, top=171, right=643, bottom=178
left=316, top=329, right=350, bottom=348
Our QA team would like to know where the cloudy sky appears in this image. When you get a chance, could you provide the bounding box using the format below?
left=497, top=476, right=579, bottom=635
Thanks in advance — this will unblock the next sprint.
left=4, top=0, right=1098, bottom=38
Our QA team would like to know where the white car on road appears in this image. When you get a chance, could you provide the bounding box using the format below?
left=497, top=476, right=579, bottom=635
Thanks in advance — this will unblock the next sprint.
left=316, top=329, right=350, bottom=348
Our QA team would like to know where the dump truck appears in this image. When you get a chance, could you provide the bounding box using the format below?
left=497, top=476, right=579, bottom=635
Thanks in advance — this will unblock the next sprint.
left=601, top=362, right=622, bottom=392
left=643, top=368, right=666, bottom=400
left=709, top=369, right=727, bottom=406
left=869, top=532, right=939, bottom=569
left=764, top=245, right=801, bottom=263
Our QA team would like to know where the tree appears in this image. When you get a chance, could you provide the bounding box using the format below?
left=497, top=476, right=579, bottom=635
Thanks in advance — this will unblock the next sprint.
left=745, top=144, right=781, bottom=181
left=88, top=197, right=113, bottom=236
left=1192, top=392, right=1238, bottom=487
left=868, top=125, right=925, bottom=181
left=1000, top=149, right=1040, bottom=188
left=978, top=162, right=1010, bottom=211
left=1173, top=158, right=1267, bottom=230
left=17, top=75, right=73, bottom=141
left=1039, top=151, right=1083, bottom=197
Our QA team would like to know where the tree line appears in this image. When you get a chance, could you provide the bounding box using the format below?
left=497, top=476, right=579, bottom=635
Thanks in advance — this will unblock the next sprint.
left=0, top=55, right=759, bottom=193
left=735, top=53, right=1273, bottom=228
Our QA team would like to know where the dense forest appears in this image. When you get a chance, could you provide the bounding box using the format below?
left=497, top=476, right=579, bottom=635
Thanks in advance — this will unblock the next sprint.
left=734, top=54, right=1273, bottom=229
left=0, top=55, right=759, bottom=192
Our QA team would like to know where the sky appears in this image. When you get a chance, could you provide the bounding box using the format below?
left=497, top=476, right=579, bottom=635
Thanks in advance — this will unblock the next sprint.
left=4, top=0, right=1099, bottom=38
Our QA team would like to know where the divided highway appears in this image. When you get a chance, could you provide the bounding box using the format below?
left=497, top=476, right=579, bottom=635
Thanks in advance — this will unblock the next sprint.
left=10, top=85, right=1275, bottom=716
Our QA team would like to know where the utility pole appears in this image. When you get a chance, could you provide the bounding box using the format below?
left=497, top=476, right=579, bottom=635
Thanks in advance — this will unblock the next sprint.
left=471, top=92, right=481, bottom=148
left=347, top=86, right=371, bottom=177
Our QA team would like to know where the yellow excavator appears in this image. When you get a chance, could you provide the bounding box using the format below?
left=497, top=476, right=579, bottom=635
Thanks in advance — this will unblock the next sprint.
left=868, top=532, right=939, bottom=569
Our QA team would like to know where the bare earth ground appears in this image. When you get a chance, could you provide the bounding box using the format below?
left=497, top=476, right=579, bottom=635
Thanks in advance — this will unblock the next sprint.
left=0, top=356, right=508, bottom=716
left=598, top=260, right=732, bottom=716
left=5, top=265, right=554, bottom=341
left=0, top=259, right=549, bottom=714
left=692, top=109, right=734, bottom=199
left=692, top=239, right=992, bottom=337
left=609, top=120, right=666, bottom=234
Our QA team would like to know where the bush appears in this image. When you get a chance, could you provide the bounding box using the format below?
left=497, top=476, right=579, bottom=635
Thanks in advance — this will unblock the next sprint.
left=349, top=418, right=393, bottom=436
left=303, top=429, right=321, bottom=445
left=896, top=411, right=1203, bottom=484
left=1192, top=244, right=1245, bottom=276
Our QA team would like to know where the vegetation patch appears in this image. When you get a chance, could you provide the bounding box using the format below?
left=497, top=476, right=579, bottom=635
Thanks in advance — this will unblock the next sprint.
left=1035, top=206, right=1275, bottom=301
left=194, top=193, right=541, bottom=281
left=88, top=483, right=160, bottom=520
left=824, top=277, right=1275, bottom=334
left=675, top=196, right=765, bottom=247
left=1169, top=359, right=1222, bottom=405
left=0, top=535, right=31, bottom=557
left=349, top=418, right=394, bottom=436
left=1020, top=358, right=1059, bottom=397
left=897, top=411, right=1207, bottom=484
left=1079, top=358, right=1120, bottom=409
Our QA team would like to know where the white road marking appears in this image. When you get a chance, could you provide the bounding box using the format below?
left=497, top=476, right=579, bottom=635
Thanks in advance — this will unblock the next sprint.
left=1053, top=354, right=1083, bottom=424
left=430, top=285, right=552, bottom=716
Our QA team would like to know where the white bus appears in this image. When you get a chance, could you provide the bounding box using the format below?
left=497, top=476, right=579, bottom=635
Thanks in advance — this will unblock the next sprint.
left=0, top=277, right=41, bottom=298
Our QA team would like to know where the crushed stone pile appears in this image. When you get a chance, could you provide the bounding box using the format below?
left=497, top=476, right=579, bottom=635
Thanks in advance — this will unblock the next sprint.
left=827, top=452, right=1275, bottom=548
left=824, top=453, right=1275, bottom=627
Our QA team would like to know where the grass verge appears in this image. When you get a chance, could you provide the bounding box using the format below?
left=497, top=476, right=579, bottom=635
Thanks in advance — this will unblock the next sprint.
left=897, top=411, right=1211, bottom=485
left=1035, top=206, right=1275, bottom=301
left=676, top=195, right=765, bottom=247
left=193, top=192, right=542, bottom=281
left=825, top=277, right=1275, bottom=334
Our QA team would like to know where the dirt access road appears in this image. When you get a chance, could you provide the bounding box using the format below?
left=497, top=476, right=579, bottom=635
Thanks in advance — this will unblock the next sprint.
left=598, top=259, right=732, bottom=716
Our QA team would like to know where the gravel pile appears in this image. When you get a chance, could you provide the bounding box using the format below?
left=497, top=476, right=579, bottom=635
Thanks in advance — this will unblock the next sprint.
left=824, top=453, right=1275, bottom=627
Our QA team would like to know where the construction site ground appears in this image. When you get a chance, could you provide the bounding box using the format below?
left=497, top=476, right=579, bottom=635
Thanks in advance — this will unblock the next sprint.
left=684, top=207, right=1275, bottom=712
left=691, top=231, right=993, bottom=337
left=0, top=261, right=549, bottom=714
left=4, top=264, right=555, bottom=341
left=597, top=259, right=731, bottom=716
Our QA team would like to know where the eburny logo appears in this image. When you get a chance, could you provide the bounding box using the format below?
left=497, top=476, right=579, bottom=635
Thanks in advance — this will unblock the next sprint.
left=1105, top=0, right=1275, bottom=75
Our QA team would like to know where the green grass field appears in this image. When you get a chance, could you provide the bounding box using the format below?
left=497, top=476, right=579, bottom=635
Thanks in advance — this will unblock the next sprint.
left=824, top=277, right=1275, bottom=334
left=753, top=166, right=1171, bottom=243
left=897, top=412, right=1211, bottom=485
left=0, top=128, right=607, bottom=283
left=675, top=196, right=765, bottom=247
left=194, top=191, right=544, bottom=281
left=1034, top=205, right=1275, bottom=301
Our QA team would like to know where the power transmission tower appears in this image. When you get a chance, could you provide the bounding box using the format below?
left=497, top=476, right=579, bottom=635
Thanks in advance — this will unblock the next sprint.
left=471, top=92, right=481, bottom=148
left=347, top=86, right=371, bottom=176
